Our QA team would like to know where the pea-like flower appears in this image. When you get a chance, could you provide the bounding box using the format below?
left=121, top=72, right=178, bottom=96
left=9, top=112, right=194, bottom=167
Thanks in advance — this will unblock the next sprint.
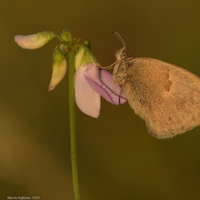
left=73, top=45, right=126, bottom=117
left=75, top=62, right=126, bottom=118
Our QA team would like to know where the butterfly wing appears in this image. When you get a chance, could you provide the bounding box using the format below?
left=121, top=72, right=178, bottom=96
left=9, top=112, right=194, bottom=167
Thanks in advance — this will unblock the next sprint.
left=124, top=58, right=200, bottom=138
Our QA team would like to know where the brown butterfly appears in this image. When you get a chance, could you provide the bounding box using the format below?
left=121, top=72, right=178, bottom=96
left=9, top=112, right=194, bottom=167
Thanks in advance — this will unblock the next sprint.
left=109, top=32, right=200, bottom=139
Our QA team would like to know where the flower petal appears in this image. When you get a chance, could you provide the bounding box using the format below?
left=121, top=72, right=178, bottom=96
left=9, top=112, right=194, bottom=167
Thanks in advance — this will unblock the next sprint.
left=75, top=66, right=100, bottom=118
left=84, top=63, right=126, bottom=105
left=14, top=31, right=55, bottom=49
left=49, top=46, right=67, bottom=91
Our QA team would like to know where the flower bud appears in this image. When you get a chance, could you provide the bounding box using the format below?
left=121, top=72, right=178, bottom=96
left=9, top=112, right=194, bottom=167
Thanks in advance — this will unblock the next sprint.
left=14, top=31, right=55, bottom=49
left=75, top=46, right=99, bottom=70
left=75, top=46, right=85, bottom=70
left=60, top=29, right=72, bottom=42
left=82, top=39, right=90, bottom=49
left=49, top=46, right=67, bottom=90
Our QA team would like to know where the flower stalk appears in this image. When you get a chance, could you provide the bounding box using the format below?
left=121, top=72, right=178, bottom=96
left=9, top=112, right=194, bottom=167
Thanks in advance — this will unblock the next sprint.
left=67, top=47, right=80, bottom=200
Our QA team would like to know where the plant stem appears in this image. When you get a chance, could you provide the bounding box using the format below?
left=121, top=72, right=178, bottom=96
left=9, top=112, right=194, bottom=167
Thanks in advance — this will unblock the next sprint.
left=67, top=48, right=80, bottom=200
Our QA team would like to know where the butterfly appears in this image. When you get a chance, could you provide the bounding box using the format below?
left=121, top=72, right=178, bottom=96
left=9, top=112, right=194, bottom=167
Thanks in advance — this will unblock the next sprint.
left=109, top=32, right=200, bottom=138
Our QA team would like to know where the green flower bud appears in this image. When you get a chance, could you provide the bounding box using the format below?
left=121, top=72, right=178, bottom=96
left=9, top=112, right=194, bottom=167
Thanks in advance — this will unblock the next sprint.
left=14, top=31, right=55, bottom=49
left=60, top=29, right=72, bottom=42
left=75, top=46, right=99, bottom=70
left=49, top=46, right=67, bottom=90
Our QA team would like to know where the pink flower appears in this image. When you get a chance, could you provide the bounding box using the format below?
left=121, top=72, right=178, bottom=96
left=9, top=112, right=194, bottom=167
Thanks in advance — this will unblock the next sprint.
left=75, top=63, right=126, bottom=118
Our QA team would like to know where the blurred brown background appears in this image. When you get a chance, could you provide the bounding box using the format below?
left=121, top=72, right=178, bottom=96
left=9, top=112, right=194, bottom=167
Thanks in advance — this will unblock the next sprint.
left=1, top=0, right=200, bottom=199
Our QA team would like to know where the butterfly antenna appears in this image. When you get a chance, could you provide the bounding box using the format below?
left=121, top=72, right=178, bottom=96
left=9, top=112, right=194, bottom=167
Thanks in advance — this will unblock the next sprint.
left=111, top=32, right=127, bottom=49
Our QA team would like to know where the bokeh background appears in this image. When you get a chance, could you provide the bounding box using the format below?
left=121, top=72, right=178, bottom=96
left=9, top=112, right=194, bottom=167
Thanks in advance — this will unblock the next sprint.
left=1, top=0, right=200, bottom=199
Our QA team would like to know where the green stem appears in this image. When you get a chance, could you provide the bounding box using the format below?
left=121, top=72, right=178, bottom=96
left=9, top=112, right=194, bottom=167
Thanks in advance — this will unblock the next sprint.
left=67, top=48, right=80, bottom=200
